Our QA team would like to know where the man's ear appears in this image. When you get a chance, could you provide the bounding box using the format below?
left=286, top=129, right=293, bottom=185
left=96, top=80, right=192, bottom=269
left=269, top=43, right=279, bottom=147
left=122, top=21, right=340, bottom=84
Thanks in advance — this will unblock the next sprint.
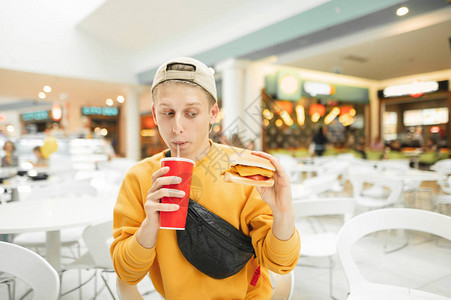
left=152, top=105, right=158, bottom=126
left=209, top=103, right=219, bottom=125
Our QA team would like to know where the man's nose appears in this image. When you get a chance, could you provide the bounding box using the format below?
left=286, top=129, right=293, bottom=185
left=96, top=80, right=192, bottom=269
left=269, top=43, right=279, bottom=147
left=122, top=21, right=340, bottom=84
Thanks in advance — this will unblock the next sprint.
left=172, top=115, right=184, bottom=134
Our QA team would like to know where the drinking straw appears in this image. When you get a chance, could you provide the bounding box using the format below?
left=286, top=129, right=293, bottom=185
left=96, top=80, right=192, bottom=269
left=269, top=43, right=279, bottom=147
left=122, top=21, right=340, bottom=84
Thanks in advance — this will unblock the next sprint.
left=177, top=144, right=180, bottom=158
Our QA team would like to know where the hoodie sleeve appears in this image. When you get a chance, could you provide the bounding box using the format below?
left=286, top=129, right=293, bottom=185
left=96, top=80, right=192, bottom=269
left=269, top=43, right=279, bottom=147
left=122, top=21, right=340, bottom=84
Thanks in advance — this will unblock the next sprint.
left=242, top=188, right=300, bottom=274
left=110, top=166, right=156, bottom=284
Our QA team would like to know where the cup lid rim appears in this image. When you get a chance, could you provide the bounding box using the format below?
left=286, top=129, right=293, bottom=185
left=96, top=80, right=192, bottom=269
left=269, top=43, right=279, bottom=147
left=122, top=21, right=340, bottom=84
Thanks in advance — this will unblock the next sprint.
left=161, top=157, right=195, bottom=165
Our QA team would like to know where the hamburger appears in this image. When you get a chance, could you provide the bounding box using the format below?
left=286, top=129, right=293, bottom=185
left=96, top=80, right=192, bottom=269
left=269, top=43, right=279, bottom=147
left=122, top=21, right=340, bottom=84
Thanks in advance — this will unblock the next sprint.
left=222, top=152, right=275, bottom=187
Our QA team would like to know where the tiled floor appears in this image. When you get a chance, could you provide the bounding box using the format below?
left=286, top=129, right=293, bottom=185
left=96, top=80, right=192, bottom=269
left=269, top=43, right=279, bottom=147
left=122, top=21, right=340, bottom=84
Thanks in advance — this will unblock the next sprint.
left=4, top=184, right=451, bottom=299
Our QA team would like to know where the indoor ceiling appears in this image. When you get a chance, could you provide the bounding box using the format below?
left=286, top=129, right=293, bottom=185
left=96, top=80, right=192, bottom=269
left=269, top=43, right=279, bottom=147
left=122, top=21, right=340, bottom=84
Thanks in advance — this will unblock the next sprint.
left=280, top=17, right=451, bottom=80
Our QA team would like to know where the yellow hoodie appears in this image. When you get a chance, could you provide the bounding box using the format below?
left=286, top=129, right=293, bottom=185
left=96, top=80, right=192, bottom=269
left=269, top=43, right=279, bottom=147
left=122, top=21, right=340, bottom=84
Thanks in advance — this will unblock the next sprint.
left=111, top=143, right=300, bottom=299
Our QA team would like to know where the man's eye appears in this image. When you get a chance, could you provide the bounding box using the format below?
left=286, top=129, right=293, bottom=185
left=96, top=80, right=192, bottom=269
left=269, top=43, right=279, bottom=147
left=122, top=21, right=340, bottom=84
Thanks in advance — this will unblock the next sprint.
left=186, top=112, right=197, bottom=117
left=163, top=112, right=174, bottom=116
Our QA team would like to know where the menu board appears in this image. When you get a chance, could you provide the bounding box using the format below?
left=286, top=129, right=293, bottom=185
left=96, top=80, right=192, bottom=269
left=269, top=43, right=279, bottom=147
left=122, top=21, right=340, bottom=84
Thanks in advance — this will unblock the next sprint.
left=403, top=108, right=448, bottom=126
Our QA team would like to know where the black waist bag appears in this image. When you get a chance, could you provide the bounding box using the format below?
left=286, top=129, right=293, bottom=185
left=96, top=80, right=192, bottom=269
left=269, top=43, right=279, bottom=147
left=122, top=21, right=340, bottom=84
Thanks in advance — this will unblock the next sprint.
left=176, top=199, right=255, bottom=279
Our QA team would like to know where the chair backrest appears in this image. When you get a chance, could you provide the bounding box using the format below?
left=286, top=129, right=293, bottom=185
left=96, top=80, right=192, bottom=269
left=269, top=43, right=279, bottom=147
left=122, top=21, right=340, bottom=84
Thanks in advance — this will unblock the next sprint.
left=301, top=173, right=340, bottom=197
left=317, top=161, right=349, bottom=177
left=438, top=175, right=451, bottom=194
left=337, top=208, right=451, bottom=291
left=375, top=159, right=410, bottom=172
left=0, top=241, right=60, bottom=300
left=82, top=220, right=114, bottom=269
left=349, top=173, right=403, bottom=208
left=293, top=197, right=355, bottom=220
left=430, top=159, right=451, bottom=175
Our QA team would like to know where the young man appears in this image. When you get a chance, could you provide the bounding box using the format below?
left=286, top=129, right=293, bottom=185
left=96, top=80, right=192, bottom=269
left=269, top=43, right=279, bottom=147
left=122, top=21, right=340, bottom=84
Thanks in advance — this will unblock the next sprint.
left=111, top=57, right=300, bottom=299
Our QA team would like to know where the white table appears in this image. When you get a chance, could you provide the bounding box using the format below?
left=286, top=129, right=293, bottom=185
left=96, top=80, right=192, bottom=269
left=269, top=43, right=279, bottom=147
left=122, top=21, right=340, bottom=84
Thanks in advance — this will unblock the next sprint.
left=0, top=196, right=114, bottom=271
left=0, top=174, right=62, bottom=202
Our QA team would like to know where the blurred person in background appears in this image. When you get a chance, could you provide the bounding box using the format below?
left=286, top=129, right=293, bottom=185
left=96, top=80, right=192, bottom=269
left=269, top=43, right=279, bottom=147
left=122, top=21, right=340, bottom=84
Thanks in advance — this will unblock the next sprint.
left=354, top=136, right=367, bottom=159
left=422, top=137, right=438, bottom=153
left=1, top=141, right=18, bottom=167
left=32, top=146, right=49, bottom=168
left=104, top=137, right=117, bottom=161
left=370, top=136, right=385, bottom=151
left=312, top=126, right=327, bottom=156
left=383, top=139, right=404, bottom=160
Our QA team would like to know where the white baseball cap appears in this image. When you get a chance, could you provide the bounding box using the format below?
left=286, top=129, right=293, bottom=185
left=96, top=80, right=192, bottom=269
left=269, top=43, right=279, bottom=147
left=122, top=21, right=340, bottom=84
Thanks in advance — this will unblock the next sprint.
left=151, top=57, right=217, bottom=102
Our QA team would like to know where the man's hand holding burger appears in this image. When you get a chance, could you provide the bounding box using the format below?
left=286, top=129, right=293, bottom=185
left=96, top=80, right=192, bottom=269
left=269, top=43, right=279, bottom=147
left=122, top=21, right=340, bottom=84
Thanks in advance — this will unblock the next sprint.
left=222, top=151, right=295, bottom=241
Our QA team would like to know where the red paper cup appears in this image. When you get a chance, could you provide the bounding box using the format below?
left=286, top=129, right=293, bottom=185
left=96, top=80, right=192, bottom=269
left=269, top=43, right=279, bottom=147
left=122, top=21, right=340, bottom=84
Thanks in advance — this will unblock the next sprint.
left=160, top=157, right=195, bottom=230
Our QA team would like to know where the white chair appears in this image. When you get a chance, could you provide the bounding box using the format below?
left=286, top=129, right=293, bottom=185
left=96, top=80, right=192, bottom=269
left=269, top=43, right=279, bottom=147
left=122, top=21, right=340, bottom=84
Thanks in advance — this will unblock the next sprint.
left=0, top=272, right=15, bottom=300
left=270, top=271, right=294, bottom=300
left=63, top=219, right=156, bottom=299
left=337, top=208, right=451, bottom=300
left=293, top=197, right=356, bottom=299
left=436, top=175, right=451, bottom=215
left=430, top=159, right=451, bottom=176
left=274, top=154, right=303, bottom=183
left=62, top=220, right=116, bottom=298
left=317, top=161, right=349, bottom=193
left=0, top=241, right=60, bottom=300
left=349, top=173, right=403, bottom=210
left=377, top=160, right=433, bottom=208
left=375, top=159, right=410, bottom=172
left=301, top=173, right=341, bottom=198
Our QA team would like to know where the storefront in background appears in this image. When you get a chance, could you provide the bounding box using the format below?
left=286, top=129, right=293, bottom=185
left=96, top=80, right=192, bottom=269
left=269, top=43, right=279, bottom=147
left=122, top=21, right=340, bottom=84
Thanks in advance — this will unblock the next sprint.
left=20, top=105, right=62, bottom=134
left=263, top=71, right=370, bottom=154
left=380, top=80, right=450, bottom=149
left=81, top=106, right=120, bottom=153
left=140, top=113, right=166, bottom=158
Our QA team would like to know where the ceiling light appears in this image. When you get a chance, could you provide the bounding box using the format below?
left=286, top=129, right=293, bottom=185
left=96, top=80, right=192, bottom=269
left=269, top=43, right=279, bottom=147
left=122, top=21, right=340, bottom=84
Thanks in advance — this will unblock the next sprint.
left=263, top=109, right=274, bottom=120
left=43, top=85, right=52, bottom=93
left=38, top=92, right=46, bottom=99
left=311, top=113, right=321, bottom=123
left=117, top=95, right=125, bottom=103
left=324, top=107, right=340, bottom=125
left=106, top=98, right=114, bottom=106
left=280, top=111, right=294, bottom=126
left=396, top=7, right=409, bottom=16
left=295, top=105, right=305, bottom=126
